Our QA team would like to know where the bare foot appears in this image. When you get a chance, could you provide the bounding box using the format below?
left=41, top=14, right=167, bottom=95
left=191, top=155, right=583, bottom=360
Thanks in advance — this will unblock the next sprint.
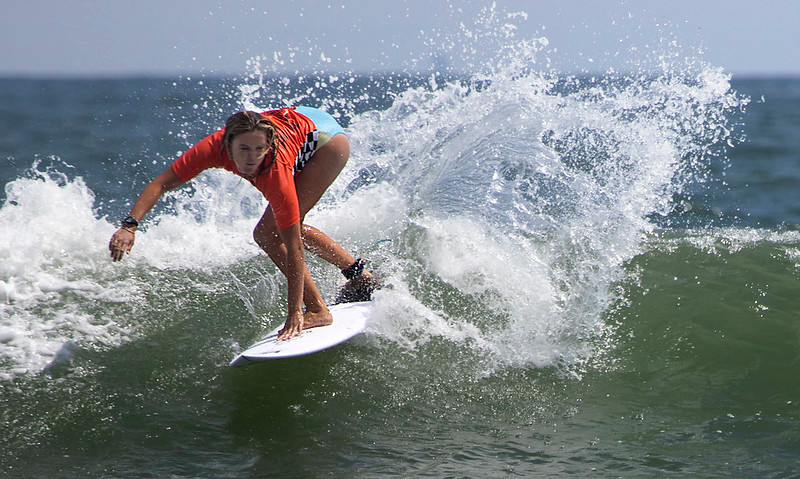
left=302, top=309, right=333, bottom=329
left=277, top=309, right=333, bottom=340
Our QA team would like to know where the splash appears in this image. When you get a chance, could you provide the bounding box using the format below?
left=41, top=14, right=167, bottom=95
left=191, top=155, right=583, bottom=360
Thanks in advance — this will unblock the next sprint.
left=0, top=160, right=267, bottom=379
left=312, top=11, right=747, bottom=371
left=0, top=4, right=748, bottom=378
left=0, top=160, right=130, bottom=379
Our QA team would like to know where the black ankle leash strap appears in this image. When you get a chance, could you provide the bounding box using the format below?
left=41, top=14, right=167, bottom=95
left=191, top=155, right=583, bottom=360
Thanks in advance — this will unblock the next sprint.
left=341, top=258, right=365, bottom=280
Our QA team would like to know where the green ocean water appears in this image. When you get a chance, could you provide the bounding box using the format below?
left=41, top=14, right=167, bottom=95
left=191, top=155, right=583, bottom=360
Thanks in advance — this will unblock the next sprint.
left=2, top=36, right=800, bottom=479
left=3, top=227, right=798, bottom=477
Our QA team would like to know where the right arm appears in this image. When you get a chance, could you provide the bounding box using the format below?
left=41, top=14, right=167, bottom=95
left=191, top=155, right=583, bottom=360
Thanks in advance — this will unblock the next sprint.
left=108, top=167, right=184, bottom=262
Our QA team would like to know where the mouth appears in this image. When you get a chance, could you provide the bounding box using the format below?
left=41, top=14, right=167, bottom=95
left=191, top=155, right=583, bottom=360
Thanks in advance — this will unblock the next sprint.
left=236, top=164, right=257, bottom=175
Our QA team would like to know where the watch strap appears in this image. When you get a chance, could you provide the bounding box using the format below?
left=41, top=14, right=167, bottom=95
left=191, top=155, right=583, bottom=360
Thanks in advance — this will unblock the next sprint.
left=122, top=216, right=139, bottom=228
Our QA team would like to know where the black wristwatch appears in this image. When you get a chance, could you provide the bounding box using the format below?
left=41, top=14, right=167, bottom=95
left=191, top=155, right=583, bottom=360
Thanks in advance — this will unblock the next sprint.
left=121, top=216, right=139, bottom=228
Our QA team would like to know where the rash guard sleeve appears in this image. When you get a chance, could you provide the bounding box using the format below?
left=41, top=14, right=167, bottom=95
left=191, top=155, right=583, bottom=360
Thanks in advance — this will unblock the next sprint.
left=171, top=130, right=225, bottom=183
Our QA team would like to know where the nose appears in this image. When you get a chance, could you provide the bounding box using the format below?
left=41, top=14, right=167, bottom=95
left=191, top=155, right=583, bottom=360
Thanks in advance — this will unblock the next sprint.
left=246, top=150, right=263, bottom=163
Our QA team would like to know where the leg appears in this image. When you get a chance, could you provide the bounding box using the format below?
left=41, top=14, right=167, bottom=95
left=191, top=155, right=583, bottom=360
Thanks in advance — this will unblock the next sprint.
left=294, top=135, right=368, bottom=273
left=253, top=209, right=331, bottom=329
left=255, top=134, right=376, bottom=321
left=301, top=224, right=357, bottom=270
left=295, top=136, right=378, bottom=298
left=254, top=134, right=351, bottom=281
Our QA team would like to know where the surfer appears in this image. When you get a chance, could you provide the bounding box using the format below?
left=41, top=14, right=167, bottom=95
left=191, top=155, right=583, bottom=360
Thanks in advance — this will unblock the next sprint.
left=108, top=107, right=378, bottom=340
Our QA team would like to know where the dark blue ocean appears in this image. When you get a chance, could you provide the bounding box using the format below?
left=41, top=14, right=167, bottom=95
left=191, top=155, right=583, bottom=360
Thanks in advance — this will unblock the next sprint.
left=1, top=30, right=799, bottom=479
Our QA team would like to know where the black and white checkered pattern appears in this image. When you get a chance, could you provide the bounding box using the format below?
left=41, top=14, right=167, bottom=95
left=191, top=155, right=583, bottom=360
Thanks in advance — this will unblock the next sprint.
left=293, top=130, right=319, bottom=172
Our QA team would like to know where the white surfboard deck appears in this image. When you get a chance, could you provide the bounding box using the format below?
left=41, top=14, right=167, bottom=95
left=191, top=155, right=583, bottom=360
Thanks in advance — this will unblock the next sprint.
left=230, top=301, right=372, bottom=367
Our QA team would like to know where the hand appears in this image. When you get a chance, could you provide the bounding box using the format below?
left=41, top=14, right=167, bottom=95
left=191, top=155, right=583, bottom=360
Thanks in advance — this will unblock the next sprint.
left=278, top=310, right=304, bottom=340
left=109, top=228, right=135, bottom=262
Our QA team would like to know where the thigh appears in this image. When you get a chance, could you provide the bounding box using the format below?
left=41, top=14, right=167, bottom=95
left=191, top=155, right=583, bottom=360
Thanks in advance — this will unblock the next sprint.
left=294, top=134, right=349, bottom=218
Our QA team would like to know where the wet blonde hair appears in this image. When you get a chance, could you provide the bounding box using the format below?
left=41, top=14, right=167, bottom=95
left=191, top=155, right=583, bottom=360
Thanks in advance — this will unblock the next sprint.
left=222, top=111, right=279, bottom=167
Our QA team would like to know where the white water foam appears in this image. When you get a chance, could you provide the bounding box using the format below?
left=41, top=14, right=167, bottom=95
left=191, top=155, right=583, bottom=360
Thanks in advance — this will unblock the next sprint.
left=1, top=5, right=747, bottom=377
left=0, top=163, right=129, bottom=379
left=318, top=34, right=745, bottom=372
left=0, top=163, right=269, bottom=379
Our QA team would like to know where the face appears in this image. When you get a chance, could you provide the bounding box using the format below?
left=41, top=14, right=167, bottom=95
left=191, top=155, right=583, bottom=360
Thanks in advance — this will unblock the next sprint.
left=229, top=130, right=269, bottom=177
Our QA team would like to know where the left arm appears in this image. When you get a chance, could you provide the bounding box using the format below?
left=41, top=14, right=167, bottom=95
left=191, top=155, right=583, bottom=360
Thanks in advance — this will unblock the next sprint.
left=277, top=222, right=306, bottom=339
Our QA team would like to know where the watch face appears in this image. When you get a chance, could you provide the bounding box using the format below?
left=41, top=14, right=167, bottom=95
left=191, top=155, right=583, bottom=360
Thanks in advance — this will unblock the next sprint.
left=123, top=216, right=138, bottom=226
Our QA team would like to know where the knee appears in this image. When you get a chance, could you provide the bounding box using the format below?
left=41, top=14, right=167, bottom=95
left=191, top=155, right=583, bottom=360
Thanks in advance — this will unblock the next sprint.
left=300, top=224, right=316, bottom=238
left=253, top=222, right=281, bottom=252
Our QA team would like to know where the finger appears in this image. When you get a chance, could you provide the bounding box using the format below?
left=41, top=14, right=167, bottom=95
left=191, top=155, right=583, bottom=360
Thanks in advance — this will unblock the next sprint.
left=279, top=333, right=294, bottom=341
left=278, top=326, right=290, bottom=340
left=292, top=320, right=304, bottom=335
left=278, top=323, right=301, bottom=340
left=112, top=243, right=125, bottom=261
left=278, top=330, right=293, bottom=341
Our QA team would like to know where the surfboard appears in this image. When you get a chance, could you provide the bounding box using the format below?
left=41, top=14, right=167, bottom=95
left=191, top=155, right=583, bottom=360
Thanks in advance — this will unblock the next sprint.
left=229, top=301, right=372, bottom=367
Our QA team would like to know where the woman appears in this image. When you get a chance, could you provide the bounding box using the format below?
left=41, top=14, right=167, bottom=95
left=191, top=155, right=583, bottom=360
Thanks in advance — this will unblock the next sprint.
left=108, top=106, right=377, bottom=340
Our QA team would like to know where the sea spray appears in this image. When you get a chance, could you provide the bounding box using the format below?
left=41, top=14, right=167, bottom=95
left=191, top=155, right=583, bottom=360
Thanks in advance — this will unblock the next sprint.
left=0, top=161, right=267, bottom=378
left=0, top=160, right=132, bottom=379
left=0, top=5, right=748, bottom=379
left=161, top=8, right=748, bottom=374
left=316, top=33, right=746, bottom=372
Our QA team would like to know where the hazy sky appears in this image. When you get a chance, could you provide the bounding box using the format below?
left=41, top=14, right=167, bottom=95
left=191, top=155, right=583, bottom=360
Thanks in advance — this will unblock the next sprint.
left=1, top=0, right=798, bottom=78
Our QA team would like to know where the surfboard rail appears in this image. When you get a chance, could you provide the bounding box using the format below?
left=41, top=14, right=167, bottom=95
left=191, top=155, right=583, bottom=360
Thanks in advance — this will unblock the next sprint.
left=229, top=301, right=372, bottom=367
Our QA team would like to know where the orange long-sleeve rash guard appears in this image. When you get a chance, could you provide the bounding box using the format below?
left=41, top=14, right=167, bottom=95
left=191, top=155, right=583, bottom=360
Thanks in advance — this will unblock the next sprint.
left=170, top=107, right=316, bottom=230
